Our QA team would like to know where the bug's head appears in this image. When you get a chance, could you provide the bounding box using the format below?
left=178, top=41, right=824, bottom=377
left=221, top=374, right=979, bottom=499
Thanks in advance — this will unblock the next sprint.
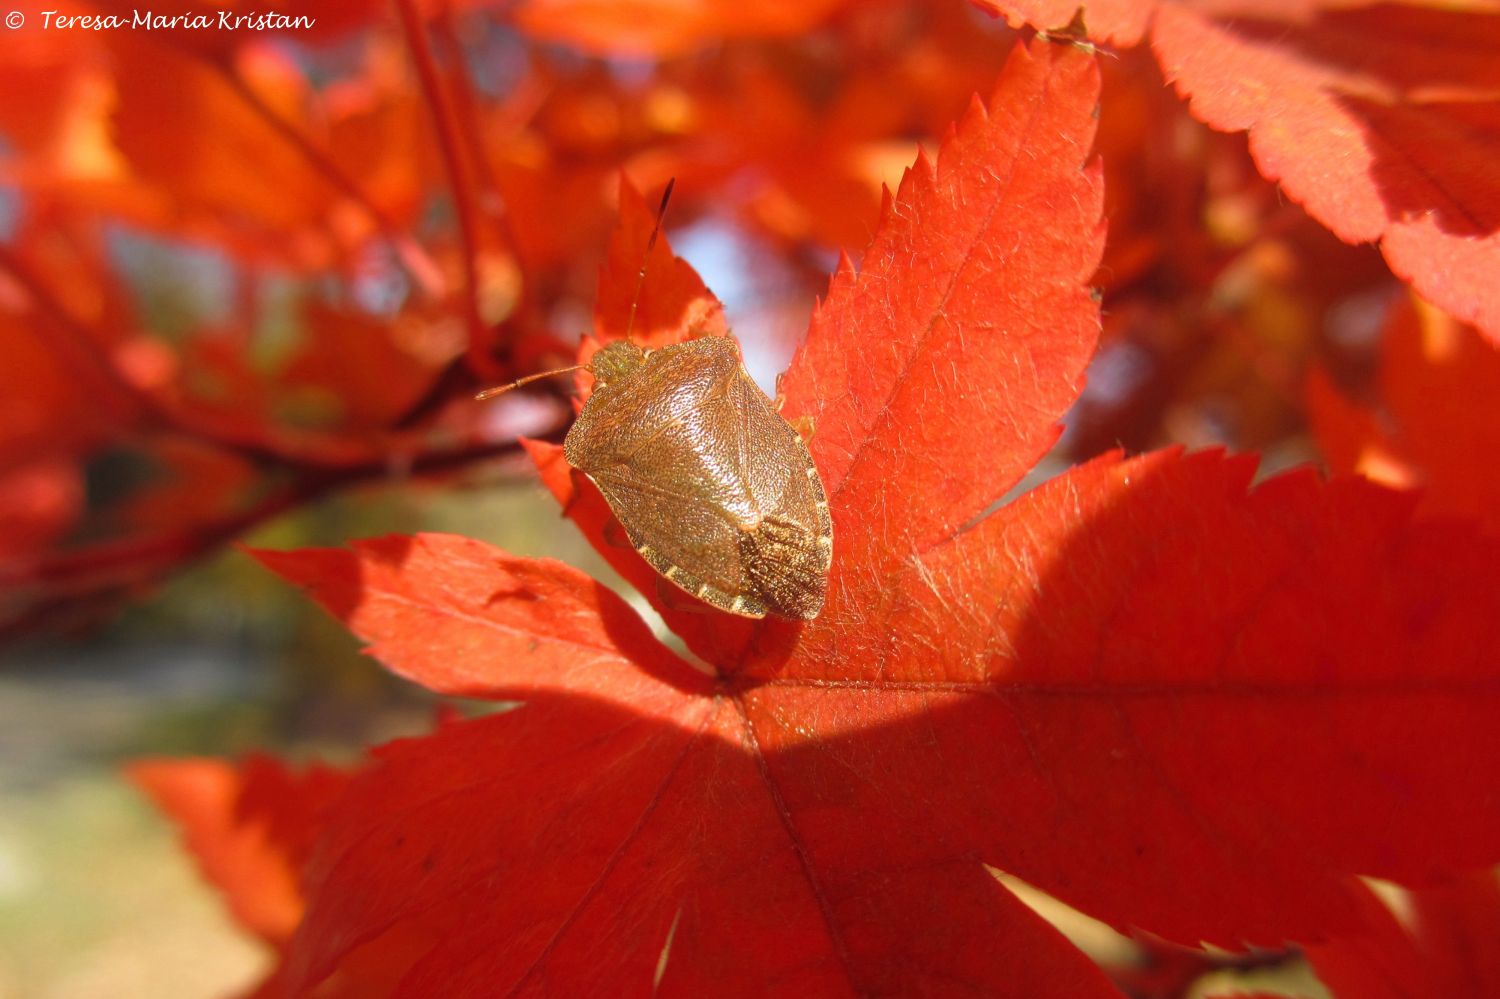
left=589, top=340, right=645, bottom=386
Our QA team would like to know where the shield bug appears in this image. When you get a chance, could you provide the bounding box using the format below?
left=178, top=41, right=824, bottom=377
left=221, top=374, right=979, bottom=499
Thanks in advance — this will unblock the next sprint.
left=477, top=185, right=831, bottom=619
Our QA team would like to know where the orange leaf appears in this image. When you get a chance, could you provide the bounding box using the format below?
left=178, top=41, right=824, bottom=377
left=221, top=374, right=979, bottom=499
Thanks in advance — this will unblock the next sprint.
left=1309, top=294, right=1500, bottom=534
left=511, top=0, right=848, bottom=58
left=1152, top=1, right=1500, bottom=343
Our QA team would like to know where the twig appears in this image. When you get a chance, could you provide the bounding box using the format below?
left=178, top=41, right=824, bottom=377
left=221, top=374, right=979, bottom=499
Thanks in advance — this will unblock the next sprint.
left=431, top=10, right=499, bottom=202
left=431, top=5, right=527, bottom=267
left=0, top=429, right=562, bottom=599
left=393, top=0, right=497, bottom=379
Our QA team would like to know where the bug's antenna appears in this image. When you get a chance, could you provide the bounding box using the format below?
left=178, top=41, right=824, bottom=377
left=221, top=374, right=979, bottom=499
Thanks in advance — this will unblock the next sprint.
left=474, top=363, right=588, bottom=401
left=479, top=182, right=674, bottom=405
left=622, top=178, right=675, bottom=345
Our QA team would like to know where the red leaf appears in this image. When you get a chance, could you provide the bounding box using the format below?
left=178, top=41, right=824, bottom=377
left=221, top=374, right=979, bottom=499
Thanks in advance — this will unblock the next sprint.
left=252, top=534, right=704, bottom=703
left=129, top=755, right=350, bottom=947
left=1151, top=1, right=1500, bottom=344
left=778, top=40, right=1105, bottom=602
left=286, top=691, right=1119, bottom=996
left=107, top=36, right=335, bottom=238
left=970, top=0, right=1500, bottom=343
left=592, top=180, right=728, bottom=351
left=279, top=304, right=451, bottom=432
left=1308, top=874, right=1500, bottom=996
left=794, top=448, right=1500, bottom=944
left=247, top=37, right=1500, bottom=995
left=1309, top=294, right=1500, bottom=534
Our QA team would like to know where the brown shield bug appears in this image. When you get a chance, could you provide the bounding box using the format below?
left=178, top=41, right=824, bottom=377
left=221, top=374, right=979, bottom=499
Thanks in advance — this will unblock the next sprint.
left=477, top=184, right=832, bottom=619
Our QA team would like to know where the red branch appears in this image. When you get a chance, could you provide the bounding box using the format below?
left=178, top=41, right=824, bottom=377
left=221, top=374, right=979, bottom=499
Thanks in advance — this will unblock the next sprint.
left=393, top=0, right=498, bottom=380
left=0, top=431, right=561, bottom=638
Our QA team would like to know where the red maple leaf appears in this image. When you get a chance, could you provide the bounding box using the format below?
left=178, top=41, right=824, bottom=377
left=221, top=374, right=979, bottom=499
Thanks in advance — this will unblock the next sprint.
left=249, top=39, right=1500, bottom=994
left=129, top=755, right=350, bottom=949
left=974, top=0, right=1500, bottom=346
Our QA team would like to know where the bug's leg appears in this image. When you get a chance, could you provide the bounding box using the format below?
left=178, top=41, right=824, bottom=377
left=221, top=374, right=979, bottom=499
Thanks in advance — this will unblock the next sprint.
left=559, top=469, right=584, bottom=518
left=655, top=577, right=712, bottom=614
left=773, top=375, right=816, bottom=444
left=684, top=313, right=718, bottom=341
left=602, top=517, right=633, bottom=550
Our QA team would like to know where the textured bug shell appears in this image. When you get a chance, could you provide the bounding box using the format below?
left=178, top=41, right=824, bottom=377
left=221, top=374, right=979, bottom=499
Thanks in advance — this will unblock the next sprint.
left=563, top=337, right=832, bottom=620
